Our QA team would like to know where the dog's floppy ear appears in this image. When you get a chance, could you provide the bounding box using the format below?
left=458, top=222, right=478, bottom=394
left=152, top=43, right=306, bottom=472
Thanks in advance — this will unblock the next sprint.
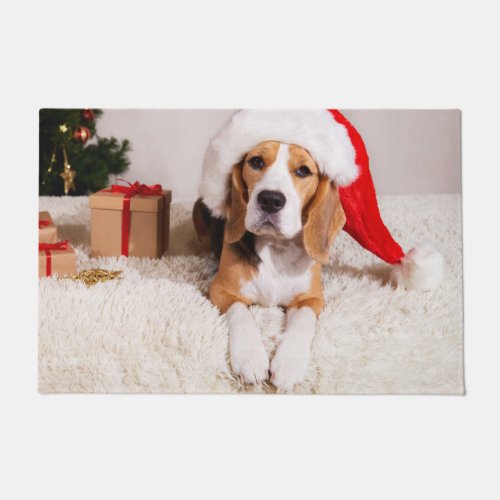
left=192, top=198, right=211, bottom=241
left=303, top=175, right=346, bottom=264
left=225, top=161, right=248, bottom=243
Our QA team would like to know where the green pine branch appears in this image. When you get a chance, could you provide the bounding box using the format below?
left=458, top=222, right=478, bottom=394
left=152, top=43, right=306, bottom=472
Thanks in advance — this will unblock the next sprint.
left=39, top=109, right=131, bottom=196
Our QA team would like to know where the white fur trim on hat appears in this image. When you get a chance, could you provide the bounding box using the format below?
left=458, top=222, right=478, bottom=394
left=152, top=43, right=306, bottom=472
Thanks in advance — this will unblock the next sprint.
left=391, top=242, right=446, bottom=291
left=199, top=109, right=359, bottom=217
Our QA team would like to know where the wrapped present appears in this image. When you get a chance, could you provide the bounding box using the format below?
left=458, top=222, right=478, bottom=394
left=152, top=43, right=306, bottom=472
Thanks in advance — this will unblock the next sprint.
left=39, top=240, right=77, bottom=278
left=39, top=211, right=58, bottom=244
left=89, top=180, right=171, bottom=258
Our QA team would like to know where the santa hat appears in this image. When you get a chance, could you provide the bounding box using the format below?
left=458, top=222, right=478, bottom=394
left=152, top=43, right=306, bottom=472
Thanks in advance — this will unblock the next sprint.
left=199, top=109, right=445, bottom=290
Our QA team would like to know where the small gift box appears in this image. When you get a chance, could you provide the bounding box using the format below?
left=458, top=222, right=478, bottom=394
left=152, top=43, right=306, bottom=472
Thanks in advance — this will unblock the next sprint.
left=89, top=180, right=171, bottom=258
left=38, top=240, right=77, bottom=278
left=39, top=211, right=58, bottom=244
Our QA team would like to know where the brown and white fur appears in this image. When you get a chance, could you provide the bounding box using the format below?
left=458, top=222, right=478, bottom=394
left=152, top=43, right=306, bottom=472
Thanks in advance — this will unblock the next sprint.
left=194, top=141, right=346, bottom=391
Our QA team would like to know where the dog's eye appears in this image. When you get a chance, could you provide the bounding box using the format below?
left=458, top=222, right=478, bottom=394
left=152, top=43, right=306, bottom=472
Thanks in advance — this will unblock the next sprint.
left=249, top=156, right=265, bottom=170
left=295, top=166, right=312, bottom=178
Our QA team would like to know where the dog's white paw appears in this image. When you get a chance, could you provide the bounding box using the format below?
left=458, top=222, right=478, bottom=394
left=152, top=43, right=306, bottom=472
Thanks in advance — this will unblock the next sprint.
left=231, top=340, right=269, bottom=385
left=270, top=337, right=310, bottom=392
left=227, top=302, right=269, bottom=385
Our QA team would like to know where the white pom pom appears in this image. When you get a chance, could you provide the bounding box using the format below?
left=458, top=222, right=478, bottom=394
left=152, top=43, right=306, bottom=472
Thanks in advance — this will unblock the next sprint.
left=391, top=242, right=445, bottom=291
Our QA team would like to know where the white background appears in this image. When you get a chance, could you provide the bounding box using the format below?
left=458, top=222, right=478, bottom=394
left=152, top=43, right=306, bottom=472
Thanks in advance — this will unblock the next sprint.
left=98, top=109, right=462, bottom=201
left=1, top=1, right=499, bottom=499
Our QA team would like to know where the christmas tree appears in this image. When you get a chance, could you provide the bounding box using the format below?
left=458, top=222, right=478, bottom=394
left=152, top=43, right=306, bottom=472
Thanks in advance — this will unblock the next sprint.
left=39, top=109, right=131, bottom=196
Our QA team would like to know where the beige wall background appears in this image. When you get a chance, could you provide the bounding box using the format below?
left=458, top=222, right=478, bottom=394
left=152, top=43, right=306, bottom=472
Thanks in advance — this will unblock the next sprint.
left=97, top=109, right=461, bottom=202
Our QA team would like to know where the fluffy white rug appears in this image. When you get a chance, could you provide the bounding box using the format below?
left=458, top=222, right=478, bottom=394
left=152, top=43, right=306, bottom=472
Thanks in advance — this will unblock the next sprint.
left=38, top=194, right=464, bottom=394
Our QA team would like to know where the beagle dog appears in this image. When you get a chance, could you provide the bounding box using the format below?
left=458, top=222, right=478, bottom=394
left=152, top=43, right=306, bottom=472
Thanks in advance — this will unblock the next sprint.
left=194, top=140, right=346, bottom=391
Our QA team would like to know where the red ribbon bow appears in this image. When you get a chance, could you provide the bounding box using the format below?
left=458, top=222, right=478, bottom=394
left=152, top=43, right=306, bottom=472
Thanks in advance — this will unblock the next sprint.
left=39, top=240, right=69, bottom=277
left=39, top=219, right=50, bottom=229
left=103, top=180, right=163, bottom=256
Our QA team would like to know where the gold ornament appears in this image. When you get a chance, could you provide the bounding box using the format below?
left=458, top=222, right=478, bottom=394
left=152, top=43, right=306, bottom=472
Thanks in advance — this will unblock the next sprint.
left=43, top=147, right=58, bottom=186
left=60, top=168, right=76, bottom=194
left=59, top=124, right=69, bottom=133
left=48, top=147, right=57, bottom=173
left=68, top=269, right=123, bottom=287
left=60, top=145, right=75, bottom=194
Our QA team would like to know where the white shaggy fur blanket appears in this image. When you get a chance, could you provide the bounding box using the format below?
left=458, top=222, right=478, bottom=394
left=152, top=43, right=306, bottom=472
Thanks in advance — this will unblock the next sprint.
left=38, top=194, right=464, bottom=394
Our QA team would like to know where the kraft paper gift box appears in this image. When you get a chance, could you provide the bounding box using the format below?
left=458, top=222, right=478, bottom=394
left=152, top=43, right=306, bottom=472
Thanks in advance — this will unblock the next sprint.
left=39, top=211, right=58, bottom=244
left=38, top=240, right=77, bottom=278
left=89, top=182, right=171, bottom=258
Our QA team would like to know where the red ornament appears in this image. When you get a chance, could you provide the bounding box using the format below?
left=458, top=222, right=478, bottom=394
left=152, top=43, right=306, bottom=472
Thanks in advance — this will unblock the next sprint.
left=73, top=126, right=91, bottom=144
left=81, top=108, right=95, bottom=122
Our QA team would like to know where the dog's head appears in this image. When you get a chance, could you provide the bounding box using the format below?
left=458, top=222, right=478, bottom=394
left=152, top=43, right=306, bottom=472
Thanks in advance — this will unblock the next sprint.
left=224, top=141, right=346, bottom=264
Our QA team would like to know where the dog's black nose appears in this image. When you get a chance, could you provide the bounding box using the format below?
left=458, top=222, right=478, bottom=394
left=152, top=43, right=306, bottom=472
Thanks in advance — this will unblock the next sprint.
left=257, top=190, right=286, bottom=213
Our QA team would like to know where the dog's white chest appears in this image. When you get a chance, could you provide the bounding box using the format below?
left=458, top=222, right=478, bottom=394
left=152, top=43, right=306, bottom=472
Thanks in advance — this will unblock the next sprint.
left=240, top=237, right=313, bottom=307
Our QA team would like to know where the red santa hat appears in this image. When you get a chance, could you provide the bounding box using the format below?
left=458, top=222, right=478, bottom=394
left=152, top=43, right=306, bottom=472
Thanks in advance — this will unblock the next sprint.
left=199, top=109, right=445, bottom=290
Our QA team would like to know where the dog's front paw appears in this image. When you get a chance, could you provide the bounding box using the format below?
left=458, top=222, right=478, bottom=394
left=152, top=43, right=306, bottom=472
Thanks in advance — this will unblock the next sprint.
left=231, top=340, right=269, bottom=385
left=270, top=337, right=310, bottom=392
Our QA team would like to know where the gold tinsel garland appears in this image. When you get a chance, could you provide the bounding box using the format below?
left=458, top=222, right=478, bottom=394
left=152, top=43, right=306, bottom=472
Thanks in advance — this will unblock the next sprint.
left=68, top=269, right=123, bottom=287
